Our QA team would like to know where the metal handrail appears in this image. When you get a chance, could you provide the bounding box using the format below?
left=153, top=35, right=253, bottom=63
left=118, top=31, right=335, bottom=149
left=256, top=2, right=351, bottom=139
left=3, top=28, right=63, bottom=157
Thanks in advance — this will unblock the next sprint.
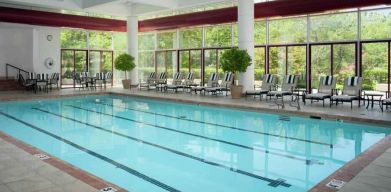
left=5, top=63, right=29, bottom=80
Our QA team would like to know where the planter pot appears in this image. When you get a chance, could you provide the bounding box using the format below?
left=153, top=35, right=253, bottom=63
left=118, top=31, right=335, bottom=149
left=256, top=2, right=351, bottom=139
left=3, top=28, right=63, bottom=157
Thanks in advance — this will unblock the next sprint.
left=230, top=85, right=243, bottom=99
left=122, top=79, right=131, bottom=89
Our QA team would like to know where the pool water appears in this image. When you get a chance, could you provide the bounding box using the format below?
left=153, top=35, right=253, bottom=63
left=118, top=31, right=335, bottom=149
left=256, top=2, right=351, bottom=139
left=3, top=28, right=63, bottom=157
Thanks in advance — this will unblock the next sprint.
left=0, top=95, right=389, bottom=192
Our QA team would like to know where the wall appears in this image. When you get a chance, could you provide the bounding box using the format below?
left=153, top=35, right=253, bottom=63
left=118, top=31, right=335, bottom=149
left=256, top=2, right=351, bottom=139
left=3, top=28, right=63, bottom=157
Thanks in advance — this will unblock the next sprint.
left=0, top=22, right=60, bottom=78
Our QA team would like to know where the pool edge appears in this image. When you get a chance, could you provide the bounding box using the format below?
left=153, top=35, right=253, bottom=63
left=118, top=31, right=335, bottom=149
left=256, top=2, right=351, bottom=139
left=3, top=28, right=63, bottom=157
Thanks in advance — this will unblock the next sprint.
left=0, top=131, right=128, bottom=192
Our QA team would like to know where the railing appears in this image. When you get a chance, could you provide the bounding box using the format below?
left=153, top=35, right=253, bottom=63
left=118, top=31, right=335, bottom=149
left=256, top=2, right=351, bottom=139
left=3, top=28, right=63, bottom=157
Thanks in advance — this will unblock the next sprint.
left=5, top=63, right=29, bottom=80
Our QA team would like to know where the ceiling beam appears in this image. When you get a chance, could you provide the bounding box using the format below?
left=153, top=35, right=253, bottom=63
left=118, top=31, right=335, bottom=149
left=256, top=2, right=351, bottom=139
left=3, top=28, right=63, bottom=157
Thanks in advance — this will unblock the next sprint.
left=129, top=0, right=178, bottom=9
left=81, top=0, right=117, bottom=9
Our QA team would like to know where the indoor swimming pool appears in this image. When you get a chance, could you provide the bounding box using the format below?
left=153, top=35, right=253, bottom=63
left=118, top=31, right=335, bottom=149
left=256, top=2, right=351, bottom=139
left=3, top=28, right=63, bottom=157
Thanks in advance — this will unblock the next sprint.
left=0, top=95, right=389, bottom=192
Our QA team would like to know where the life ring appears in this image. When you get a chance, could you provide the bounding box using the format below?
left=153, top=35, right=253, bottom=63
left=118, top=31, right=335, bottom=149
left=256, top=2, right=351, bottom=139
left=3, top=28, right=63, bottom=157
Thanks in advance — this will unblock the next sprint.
left=45, top=57, right=54, bottom=69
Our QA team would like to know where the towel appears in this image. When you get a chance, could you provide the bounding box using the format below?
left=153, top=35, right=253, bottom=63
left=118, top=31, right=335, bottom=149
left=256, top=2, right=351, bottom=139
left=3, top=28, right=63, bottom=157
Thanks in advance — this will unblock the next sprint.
left=264, top=74, right=273, bottom=83
left=187, top=72, right=193, bottom=80
left=322, top=76, right=333, bottom=86
left=347, top=76, right=359, bottom=86
left=286, top=75, right=296, bottom=84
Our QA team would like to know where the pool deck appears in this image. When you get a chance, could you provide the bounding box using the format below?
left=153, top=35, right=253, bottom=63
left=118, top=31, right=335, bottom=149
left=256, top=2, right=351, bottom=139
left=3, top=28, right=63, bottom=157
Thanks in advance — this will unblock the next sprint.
left=1, top=88, right=391, bottom=192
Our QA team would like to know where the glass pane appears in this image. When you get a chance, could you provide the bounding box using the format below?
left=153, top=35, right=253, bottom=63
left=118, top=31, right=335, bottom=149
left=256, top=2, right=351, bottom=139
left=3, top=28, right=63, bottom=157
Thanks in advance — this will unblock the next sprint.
left=138, top=51, right=155, bottom=81
left=157, top=31, right=176, bottom=50
left=89, top=31, right=112, bottom=50
left=102, top=52, right=113, bottom=73
left=138, top=33, right=155, bottom=51
left=255, top=20, right=267, bottom=45
left=310, top=12, right=357, bottom=42
left=269, top=17, right=307, bottom=44
left=179, top=51, right=189, bottom=75
left=333, top=44, right=356, bottom=89
left=89, top=51, right=100, bottom=76
left=362, top=43, right=388, bottom=91
left=287, top=46, right=306, bottom=88
left=204, top=50, right=218, bottom=84
left=361, top=8, right=391, bottom=40
left=75, top=51, right=87, bottom=72
left=179, top=28, right=202, bottom=49
left=217, top=49, right=228, bottom=82
left=205, top=24, right=232, bottom=47
left=311, top=45, right=331, bottom=89
left=61, top=50, right=74, bottom=86
left=61, top=29, right=87, bottom=49
left=269, top=47, right=286, bottom=83
left=232, top=24, right=238, bottom=46
left=113, top=32, right=127, bottom=51
left=190, top=50, right=202, bottom=84
left=254, top=47, right=266, bottom=86
left=156, top=51, right=177, bottom=83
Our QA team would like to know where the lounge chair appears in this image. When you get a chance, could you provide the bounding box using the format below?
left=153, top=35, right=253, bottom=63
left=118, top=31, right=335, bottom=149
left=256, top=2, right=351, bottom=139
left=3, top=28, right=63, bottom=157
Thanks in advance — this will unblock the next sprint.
left=18, top=74, right=36, bottom=93
left=330, top=76, right=363, bottom=109
left=105, top=71, right=113, bottom=87
left=268, top=74, right=299, bottom=109
left=94, top=72, right=105, bottom=89
left=191, top=72, right=218, bottom=95
left=245, top=74, right=276, bottom=100
left=73, top=72, right=87, bottom=89
left=139, top=72, right=156, bottom=90
left=154, top=72, right=167, bottom=91
left=49, top=73, right=60, bottom=89
left=165, top=72, right=183, bottom=92
left=304, top=76, right=336, bottom=107
left=381, top=92, right=391, bottom=112
left=175, top=72, right=195, bottom=92
left=204, top=72, right=233, bottom=96
left=36, top=73, right=49, bottom=92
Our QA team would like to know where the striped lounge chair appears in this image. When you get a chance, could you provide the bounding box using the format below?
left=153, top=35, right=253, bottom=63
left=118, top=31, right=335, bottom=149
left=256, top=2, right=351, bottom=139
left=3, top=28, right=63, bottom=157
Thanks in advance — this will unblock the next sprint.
left=305, top=76, right=336, bottom=107
left=165, top=72, right=183, bottom=92
left=205, top=72, right=233, bottom=96
left=330, top=76, right=363, bottom=109
left=191, top=72, right=218, bottom=95
left=268, top=75, right=299, bottom=109
left=139, top=72, right=156, bottom=90
left=245, top=74, right=276, bottom=100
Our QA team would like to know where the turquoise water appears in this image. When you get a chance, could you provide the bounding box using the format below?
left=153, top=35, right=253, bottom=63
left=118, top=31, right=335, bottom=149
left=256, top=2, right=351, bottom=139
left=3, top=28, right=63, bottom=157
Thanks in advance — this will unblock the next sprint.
left=0, top=95, right=390, bottom=192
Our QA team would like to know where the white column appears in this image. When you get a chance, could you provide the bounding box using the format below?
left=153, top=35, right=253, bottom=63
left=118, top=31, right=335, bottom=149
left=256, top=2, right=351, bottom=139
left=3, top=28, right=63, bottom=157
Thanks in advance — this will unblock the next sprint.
left=238, top=0, right=254, bottom=92
left=127, top=14, right=139, bottom=85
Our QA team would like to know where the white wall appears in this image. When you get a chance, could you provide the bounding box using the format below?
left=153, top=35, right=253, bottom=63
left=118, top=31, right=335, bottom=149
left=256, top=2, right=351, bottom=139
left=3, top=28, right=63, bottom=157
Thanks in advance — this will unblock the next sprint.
left=0, top=23, right=60, bottom=77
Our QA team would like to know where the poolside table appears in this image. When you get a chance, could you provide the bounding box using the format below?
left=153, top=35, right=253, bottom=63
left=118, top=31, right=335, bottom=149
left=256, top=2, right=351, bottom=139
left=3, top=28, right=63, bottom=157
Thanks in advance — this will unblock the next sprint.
left=364, top=92, right=383, bottom=109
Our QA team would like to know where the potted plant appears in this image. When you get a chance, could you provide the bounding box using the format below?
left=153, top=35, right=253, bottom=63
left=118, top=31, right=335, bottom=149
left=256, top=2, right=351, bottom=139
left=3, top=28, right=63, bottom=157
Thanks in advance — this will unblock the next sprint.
left=114, top=53, right=135, bottom=89
left=220, top=48, right=252, bottom=99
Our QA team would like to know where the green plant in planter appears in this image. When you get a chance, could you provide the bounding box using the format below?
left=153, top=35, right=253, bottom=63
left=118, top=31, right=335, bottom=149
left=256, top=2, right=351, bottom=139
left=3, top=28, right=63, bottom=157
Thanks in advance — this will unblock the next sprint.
left=220, top=48, right=252, bottom=84
left=114, top=53, right=135, bottom=79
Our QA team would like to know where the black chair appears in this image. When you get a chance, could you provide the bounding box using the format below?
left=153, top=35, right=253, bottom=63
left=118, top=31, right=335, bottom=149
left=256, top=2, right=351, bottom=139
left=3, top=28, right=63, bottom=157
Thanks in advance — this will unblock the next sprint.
left=18, top=74, right=36, bottom=93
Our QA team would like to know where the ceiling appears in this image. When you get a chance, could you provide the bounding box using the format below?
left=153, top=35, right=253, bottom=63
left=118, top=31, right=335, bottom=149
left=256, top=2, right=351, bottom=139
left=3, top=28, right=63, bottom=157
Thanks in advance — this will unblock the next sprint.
left=0, top=0, right=234, bottom=17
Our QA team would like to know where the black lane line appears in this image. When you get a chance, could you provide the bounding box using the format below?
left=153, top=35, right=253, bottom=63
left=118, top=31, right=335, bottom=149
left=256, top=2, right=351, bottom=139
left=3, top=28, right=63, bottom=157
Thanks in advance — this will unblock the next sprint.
left=96, top=102, right=332, bottom=148
left=32, top=107, right=291, bottom=188
left=67, top=105, right=321, bottom=165
left=0, top=111, right=180, bottom=192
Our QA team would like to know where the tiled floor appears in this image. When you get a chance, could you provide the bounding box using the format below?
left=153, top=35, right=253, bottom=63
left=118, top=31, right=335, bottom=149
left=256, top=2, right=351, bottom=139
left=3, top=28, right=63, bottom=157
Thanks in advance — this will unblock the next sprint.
left=1, top=88, right=391, bottom=192
left=0, top=137, right=97, bottom=192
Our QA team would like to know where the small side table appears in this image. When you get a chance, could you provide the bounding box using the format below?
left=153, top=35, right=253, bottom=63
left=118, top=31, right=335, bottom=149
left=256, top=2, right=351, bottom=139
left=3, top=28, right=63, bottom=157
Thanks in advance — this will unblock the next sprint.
left=365, top=92, right=383, bottom=109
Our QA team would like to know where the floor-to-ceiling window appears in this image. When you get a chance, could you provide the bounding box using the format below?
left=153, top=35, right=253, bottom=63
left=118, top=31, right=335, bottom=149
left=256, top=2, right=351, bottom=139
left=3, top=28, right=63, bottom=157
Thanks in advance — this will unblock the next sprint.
left=60, top=29, right=115, bottom=88
left=138, top=6, right=391, bottom=93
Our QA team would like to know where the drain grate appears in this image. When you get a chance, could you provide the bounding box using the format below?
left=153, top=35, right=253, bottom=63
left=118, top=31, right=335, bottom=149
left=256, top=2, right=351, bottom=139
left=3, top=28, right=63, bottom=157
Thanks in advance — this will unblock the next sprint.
left=278, top=115, right=290, bottom=121
left=34, top=153, right=50, bottom=160
left=306, top=159, right=324, bottom=165
left=268, top=178, right=287, bottom=187
left=178, top=116, right=187, bottom=119
left=326, top=179, right=346, bottom=189
left=100, top=187, right=118, bottom=192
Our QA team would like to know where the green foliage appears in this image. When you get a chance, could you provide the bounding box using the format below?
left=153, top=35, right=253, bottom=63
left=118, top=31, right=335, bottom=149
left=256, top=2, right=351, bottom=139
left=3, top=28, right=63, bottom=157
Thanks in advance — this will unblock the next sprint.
left=114, top=53, right=135, bottom=79
left=220, top=48, right=252, bottom=77
left=363, top=69, right=388, bottom=90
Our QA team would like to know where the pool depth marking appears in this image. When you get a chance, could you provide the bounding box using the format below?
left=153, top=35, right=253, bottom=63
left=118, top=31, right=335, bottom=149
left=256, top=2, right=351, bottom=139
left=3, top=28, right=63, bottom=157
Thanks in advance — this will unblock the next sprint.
left=32, top=107, right=291, bottom=188
left=0, top=111, right=180, bottom=192
left=97, top=102, right=332, bottom=148
left=66, top=105, right=323, bottom=165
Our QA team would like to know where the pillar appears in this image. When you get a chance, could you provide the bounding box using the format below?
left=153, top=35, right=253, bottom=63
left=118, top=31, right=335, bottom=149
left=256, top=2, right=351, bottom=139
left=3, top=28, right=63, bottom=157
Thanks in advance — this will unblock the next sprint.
left=238, top=0, right=254, bottom=92
left=127, top=14, right=138, bottom=85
